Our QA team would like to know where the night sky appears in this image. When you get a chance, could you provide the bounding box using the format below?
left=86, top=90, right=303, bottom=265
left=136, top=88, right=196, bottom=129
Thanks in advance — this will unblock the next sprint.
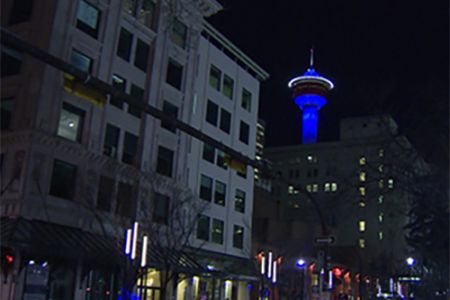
left=208, top=0, right=449, bottom=164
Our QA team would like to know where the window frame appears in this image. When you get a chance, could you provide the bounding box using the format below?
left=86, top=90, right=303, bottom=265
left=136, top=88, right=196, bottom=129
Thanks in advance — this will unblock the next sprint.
left=156, top=146, right=174, bottom=177
left=57, top=102, right=85, bottom=143
left=76, top=0, right=101, bottom=39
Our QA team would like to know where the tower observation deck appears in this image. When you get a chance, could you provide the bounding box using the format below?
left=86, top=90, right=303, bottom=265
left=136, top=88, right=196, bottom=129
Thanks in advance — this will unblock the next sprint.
left=288, top=49, right=334, bottom=144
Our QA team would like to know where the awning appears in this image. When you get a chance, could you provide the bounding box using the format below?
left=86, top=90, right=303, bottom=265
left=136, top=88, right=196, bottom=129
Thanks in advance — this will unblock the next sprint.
left=1, top=217, right=207, bottom=274
left=1, top=216, right=121, bottom=267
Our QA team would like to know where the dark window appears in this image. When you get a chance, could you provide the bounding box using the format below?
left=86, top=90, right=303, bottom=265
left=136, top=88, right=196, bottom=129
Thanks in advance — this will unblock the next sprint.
left=156, top=146, right=174, bottom=177
left=57, top=103, right=85, bottom=142
left=216, top=150, right=228, bottom=169
left=128, top=84, right=144, bottom=117
left=76, top=0, right=101, bottom=38
left=211, top=219, right=224, bottom=244
left=117, top=27, right=133, bottom=61
left=235, top=189, right=245, bottom=213
left=214, top=180, right=226, bottom=206
left=103, top=124, right=120, bottom=158
left=153, top=192, right=170, bottom=224
left=241, top=88, right=252, bottom=111
left=237, top=166, right=247, bottom=178
left=233, top=225, right=244, bottom=249
left=171, top=18, right=187, bottom=49
left=122, top=0, right=137, bottom=14
left=205, top=100, right=218, bottom=126
left=96, top=176, right=114, bottom=211
left=122, top=132, right=138, bottom=164
left=111, top=74, right=126, bottom=108
left=161, top=101, right=178, bottom=132
left=49, top=160, right=77, bottom=200
left=166, top=59, right=183, bottom=90
left=219, top=109, right=231, bottom=133
left=222, top=74, right=234, bottom=99
left=199, top=175, right=212, bottom=201
left=8, top=0, right=33, bottom=25
left=202, top=143, right=215, bottom=163
left=138, top=0, right=155, bottom=28
left=1, top=48, right=22, bottom=77
left=209, top=65, right=221, bottom=91
left=71, top=49, right=92, bottom=73
left=134, top=39, right=150, bottom=72
left=239, top=121, right=249, bottom=144
left=116, top=182, right=135, bottom=218
left=196, top=215, right=210, bottom=241
left=1, top=98, right=14, bottom=130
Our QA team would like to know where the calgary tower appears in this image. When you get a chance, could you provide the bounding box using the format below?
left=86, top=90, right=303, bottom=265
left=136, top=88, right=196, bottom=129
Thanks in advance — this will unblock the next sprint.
left=288, top=49, right=334, bottom=144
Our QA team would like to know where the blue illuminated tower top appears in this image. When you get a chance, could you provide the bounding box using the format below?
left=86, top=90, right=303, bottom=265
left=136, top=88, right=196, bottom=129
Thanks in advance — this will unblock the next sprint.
left=288, top=49, right=334, bottom=144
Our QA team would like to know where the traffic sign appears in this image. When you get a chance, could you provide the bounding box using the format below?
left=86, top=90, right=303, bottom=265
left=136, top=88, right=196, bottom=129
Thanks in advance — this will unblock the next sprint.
left=314, top=236, right=335, bottom=245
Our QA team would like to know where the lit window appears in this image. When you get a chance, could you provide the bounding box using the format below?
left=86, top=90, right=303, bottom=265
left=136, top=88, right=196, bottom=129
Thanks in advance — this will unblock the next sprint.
left=359, top=187, right=366, bottom=196
left=324, top=183, right=331, bottom=192
left=378, top=231, right=384, bottom=240
left=378, top=195, right=384, bottom=204
left=312, top=184, right=318, bottom=193
left=234, top=189, right=245, bottom=213
left=359, top=172, right=366, bottom=182
left=378, top=148, right=384, bottom=157
left=306, top=184, right=312, bottom=193
left=288, top=185, right=294, bottom=195
left=211, top=219, right=224, bottom=244
left=359, top=238, right=365, bottom=248
left=241, top=88, right=252, bottom=111
left=307, top=155, right=313, bottom=162
left=214, top=180, right=226, bottom=206
left=233, top=225, right=244, bottom=249
left=111, top=74, right=127, bottom=108
left=359, top=200, right=365, bottom=207
left=378, top=164, right=384, bottom=173
left=331, top=182, right=338, bottom=192
left=76, top=0, right=101, bottom=38
left=171, top=18, right=187, bottom=49
left=388, top=178, right=394, bottom=189
left=378, top=213, right=384, bottom=223
left=222, top=74, right=234, bottom=99
left=57, top=103, right=85, bottom=142
left=378, top=179, right=384, bottom=189
left=359, top=156, right=366, bottom=165
left=359, top=220, right=366, bottom=232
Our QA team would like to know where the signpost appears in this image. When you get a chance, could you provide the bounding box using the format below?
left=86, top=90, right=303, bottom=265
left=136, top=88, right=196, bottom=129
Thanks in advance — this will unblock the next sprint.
left=314, top=236, right=335, bottom=245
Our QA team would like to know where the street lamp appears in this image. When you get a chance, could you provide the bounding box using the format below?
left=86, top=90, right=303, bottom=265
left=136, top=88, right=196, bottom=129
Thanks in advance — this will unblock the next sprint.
left=406, top=257, right=415, bottom=267
left=296, top=258, right=307, bottom=300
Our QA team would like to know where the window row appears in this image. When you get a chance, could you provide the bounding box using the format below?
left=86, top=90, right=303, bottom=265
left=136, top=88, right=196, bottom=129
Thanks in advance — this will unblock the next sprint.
left=117, top=27, right=150, bottom=72
left=111, top=74, right=145, bottom=116
left=196, top=216, right=244, bottom=249
left=199, top=174, right=246, bottom=213
left=209, top=65, right=253, bottom=112
left=49, top=159, right=173, bottom=223
left=202, top=143, right=228, bottom=169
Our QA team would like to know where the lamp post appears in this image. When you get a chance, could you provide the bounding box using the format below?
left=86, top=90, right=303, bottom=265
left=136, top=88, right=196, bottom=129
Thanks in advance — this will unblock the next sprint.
left=296, top=259, right=307, bottom=300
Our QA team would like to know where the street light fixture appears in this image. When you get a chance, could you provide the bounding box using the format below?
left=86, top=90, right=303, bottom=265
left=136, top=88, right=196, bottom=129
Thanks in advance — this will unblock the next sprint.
left=296, top=258, right=306, bottom=268
left=406, top=257, right=415, bottom=267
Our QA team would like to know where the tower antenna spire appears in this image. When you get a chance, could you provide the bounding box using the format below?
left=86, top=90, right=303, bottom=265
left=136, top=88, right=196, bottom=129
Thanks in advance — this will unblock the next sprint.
left=309, top=47, right=314, bottom=68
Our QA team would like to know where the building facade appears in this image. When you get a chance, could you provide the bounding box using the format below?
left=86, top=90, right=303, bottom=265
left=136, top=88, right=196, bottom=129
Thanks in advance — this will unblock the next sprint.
left=0, top=0, right=268, bottom=299
left=264, top=115, right=426, bottom=296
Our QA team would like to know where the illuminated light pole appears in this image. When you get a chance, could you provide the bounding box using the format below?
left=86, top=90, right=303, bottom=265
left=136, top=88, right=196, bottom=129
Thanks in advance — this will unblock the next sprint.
left=255, top=251, right=282, bottom=299
left=288, top=48, right=334, bottom=144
